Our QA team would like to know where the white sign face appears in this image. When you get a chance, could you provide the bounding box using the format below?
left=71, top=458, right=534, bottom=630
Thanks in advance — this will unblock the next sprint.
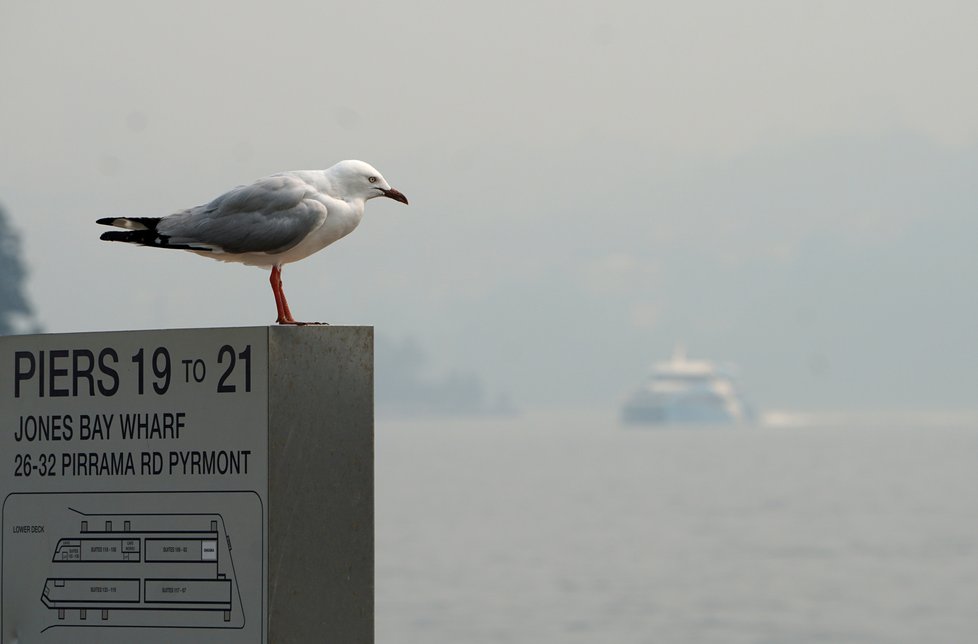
left=1, top=328, right=268, bottom=644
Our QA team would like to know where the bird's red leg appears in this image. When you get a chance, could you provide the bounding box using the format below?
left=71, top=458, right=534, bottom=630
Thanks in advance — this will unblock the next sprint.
left=270, top=266, right=297, bottom=324
left=278, top=269, right=296, bottom=323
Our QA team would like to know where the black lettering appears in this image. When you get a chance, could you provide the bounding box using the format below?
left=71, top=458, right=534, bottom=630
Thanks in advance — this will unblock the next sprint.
left=121, top=413, right=136, bottom=439
left=60, top=451, right=135, bottom=476
left=141, top=451, right=164, bottom=475
left=152, top=347, right=171, bottom=395
left=167, top=449, right=250, bottom=475
left=15, top=415, right=73, bottom=441
left=38, top=350, right=45, bottom=397
left=97, top=349, right=119, bottom=396
left=72, top=349, right=96, bottom=396
left=48, top=350, right=70, bottom=397
left=217, top=345, right=235, bottom=393
left=14, top=351, right=36, bottom=398
left=239, top=345, right=251, bottom=392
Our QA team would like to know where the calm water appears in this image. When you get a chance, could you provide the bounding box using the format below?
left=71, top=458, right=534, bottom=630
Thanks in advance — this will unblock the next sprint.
left=376, top=412, right=978, bottom=644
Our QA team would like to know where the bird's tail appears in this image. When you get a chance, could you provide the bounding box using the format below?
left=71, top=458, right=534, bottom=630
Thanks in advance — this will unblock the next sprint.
left=96, top=217, right=163, bottom=245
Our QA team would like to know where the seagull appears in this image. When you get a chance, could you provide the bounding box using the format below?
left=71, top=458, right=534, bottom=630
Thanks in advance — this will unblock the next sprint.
left=97, top=160, right=408, bottom=324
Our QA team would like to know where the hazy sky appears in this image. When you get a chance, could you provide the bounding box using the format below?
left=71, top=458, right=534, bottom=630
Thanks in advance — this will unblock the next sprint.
left=1, top=1, right=976, bottom=411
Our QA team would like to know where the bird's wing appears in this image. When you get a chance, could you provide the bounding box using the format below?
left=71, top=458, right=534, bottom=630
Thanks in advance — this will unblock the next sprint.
left=157, top=174, right=328, bottom=254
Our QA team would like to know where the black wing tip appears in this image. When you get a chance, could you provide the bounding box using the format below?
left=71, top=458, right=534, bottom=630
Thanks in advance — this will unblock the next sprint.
left=100, top=231, right=135, bottom=242
left=95, top=217, right=117, bottom=226
left=98, top=228, right=213, bottom=252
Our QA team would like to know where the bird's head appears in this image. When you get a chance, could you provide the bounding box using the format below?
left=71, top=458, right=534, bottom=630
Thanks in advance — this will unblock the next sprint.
left=328, top=160, right=409, bottom=205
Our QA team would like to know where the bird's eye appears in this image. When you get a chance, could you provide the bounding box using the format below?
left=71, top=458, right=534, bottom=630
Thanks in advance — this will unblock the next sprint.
left=368, top=176, right=378, bottom=183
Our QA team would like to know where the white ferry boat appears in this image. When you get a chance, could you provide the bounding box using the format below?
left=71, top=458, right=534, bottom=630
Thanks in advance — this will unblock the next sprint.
left=621, top=346, right=754, bottom=425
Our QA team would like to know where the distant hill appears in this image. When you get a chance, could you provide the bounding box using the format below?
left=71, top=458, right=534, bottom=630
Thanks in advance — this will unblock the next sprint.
left=375, top=334, right=514, bottom=418
left=0, top=202, right=38, bottom=334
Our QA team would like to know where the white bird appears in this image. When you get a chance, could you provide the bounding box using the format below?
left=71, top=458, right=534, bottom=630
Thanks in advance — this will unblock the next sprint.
left=97, top=160, right=408, bottom=324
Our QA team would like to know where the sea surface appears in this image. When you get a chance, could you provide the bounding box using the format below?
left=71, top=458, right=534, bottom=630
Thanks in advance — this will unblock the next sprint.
left=376, top=411, right=978, bottom=644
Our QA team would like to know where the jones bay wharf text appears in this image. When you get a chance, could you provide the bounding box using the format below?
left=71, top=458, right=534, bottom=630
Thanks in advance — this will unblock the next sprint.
left=14, top=412, right=187, bottom=442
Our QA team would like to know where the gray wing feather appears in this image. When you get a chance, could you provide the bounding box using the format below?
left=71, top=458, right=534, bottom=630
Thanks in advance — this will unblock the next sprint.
left=157, top=175, right=325, bottom=254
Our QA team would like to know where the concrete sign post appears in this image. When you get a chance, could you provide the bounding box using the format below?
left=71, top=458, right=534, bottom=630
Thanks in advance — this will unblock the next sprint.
left=0, top=326, right=373, bottom=644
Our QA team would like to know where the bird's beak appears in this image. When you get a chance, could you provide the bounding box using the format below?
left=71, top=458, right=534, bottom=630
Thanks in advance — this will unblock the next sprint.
left=381, top=187, right=409, bottom=205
